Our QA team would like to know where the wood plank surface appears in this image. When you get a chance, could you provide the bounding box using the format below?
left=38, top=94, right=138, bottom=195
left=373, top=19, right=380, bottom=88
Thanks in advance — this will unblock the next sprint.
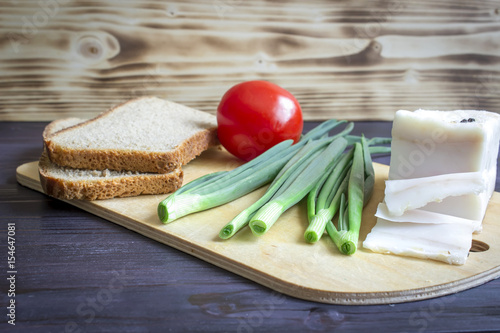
left=1, top=1, right=500, bottom=121
left=16, top=148, right=500, bottom=305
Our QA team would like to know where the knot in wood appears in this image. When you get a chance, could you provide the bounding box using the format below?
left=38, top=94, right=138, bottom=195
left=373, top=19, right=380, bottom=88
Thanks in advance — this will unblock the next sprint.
left=76, top=35, right=104, bottom=61
left=73, top=33, right=119, bottom=64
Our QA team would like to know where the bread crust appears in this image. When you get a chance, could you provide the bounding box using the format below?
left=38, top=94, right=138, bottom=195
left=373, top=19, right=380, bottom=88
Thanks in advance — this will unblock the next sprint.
left=44, top=96, right=219, bottom=173
left=38, top=152, right=183, bottom=200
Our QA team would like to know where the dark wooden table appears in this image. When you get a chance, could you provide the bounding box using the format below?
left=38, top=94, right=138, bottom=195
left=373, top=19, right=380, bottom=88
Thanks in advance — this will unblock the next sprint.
left=2, top=121, right=500, bottom=333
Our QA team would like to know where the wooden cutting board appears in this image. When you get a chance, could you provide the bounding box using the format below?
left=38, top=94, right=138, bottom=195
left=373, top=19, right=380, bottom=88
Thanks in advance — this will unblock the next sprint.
left=16, top=148, right=500, bottom=305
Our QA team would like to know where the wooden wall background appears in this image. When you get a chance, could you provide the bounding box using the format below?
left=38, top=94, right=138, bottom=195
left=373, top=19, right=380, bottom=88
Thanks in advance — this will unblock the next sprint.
left=1, top=0, right=500, bottom=121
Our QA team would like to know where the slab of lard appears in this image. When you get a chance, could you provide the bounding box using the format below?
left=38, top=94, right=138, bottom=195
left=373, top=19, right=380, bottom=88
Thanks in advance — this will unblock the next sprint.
left=363, top=217, right=474, bottom=265
left=375, top=203, right=482, bottom=231
left=388, top=109, right=500, bottom=222
left=384, top=172, right=486, bottom=217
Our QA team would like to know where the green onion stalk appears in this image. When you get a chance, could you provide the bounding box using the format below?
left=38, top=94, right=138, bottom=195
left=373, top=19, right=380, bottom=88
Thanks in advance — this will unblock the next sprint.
left=303, top=150, right=352, bottom=243
left=219, top=137, right=337, bottom=239
left=248, top=137, right=348, bottom=236
left=307, top=135, right=385, bottom=255
left=158, top=119, right=353, bottom=224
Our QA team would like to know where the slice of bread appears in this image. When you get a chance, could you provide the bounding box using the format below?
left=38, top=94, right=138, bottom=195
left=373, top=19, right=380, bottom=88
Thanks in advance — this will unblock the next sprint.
left=39, top=118, right=183, bottom=200
left=44, top=96, right=218, bottom=173
left=42, top=117, right=84, bottom=140
left=38, top=152, right=183, bottom=200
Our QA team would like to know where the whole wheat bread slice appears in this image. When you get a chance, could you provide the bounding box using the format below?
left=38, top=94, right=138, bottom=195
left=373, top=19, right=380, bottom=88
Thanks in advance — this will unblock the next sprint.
left=39, top=118, right=183, bottom=200
left=44, top=97, right=218, bottom=173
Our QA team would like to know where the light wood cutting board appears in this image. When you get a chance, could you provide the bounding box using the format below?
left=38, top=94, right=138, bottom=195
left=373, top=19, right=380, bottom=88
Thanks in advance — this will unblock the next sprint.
left=16, top=147, right=500, bottom=305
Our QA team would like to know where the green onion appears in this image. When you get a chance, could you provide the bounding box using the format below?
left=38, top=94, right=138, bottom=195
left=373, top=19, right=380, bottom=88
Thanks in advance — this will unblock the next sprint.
left=325, top=142, right=365, bottom=255
left=306, top=163, right=334, bottom=223
left=219, top=138, right=335, bottom=239
left=368, top=146, right=391, bottom=154
left=361, top=135, right=375, bottom=206
left=325, top=193, right=350, bottom=250
left=367, top=137, right=392, bottom=145
left=158, top=119, right=352, bottom=224
left=306, top=132, right=390, bottom=252
left=158, top=139, right=293, bottom=223
left=304, top=144, right=356, bottom=244
left=249, top=137, right=348, bottom=236
left=346, top=135, right=392, bottom=146
left=304, top=168, right=350, bottom=243
left=172, top=170, right=227, bottom=196
left=345, top=142, right=365, bottom=252
left=316, top=149, right=353, bottom=211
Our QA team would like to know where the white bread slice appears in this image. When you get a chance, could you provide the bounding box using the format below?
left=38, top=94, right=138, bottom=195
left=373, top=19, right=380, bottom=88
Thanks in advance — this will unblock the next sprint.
left=44, top=97, right=218, bottom=173
left=39, top=118, right=183, bottom=200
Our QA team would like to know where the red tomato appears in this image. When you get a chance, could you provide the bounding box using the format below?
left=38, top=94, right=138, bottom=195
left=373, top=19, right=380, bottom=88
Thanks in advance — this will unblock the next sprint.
left=216, top=80, right=303, bottom=161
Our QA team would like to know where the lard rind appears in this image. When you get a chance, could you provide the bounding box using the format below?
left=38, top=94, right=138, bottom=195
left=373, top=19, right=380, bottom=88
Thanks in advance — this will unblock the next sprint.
left=388, top=110, right=500, bottom=222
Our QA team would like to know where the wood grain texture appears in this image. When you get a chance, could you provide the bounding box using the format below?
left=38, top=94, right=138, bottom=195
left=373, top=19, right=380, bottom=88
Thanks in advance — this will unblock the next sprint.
left=3, top=121, right=500, bottom=332
left=1, top=1, right=500, bottom=121
left=16, top=148, right=500, bottom=305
